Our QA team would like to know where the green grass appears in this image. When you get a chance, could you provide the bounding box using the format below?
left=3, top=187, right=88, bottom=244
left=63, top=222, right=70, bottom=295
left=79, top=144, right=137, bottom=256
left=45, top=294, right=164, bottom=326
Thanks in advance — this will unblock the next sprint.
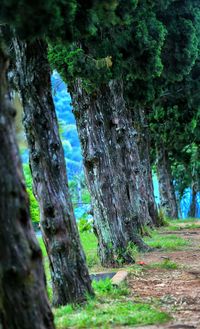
left=92, top=278, right=129, bottom=298
left=37, top=223, right=191, bottom=328
left=80, top=232, right=99, bottom=268
left=172, top=218, right=200, bottom=223
left=183, top=223, right=200, bottom=229
left=55, top=302, right=170, bottom=328
left=38, top=235, right=170, bottom=328
left=54, top=279, right=170, bottom=328
left=144, top=232, right=190, bottom=250
left=38, top=236, right=47, bottom=256
left=149, top=259, right=179, bottom=270
left=162, top=218, right=200, bottom=231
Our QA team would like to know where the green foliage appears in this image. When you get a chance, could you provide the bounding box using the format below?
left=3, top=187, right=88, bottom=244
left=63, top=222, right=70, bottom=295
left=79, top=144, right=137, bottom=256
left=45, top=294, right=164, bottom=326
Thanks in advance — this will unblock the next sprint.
left=48, top=0, right=167, bottom=96
left=0, top=0, right=77, bottom=40
left=1, top=1, right=123, bottom=42
left=149, top=1, right=200, bottom=197
left=48, top=43, right=113, bottom=92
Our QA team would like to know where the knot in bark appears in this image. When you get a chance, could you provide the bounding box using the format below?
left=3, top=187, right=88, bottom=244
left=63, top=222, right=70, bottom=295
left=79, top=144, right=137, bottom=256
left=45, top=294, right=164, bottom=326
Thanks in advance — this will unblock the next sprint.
left=32, top=150, right=40, bottom=163
left=84, top=152, right=99, bottom=169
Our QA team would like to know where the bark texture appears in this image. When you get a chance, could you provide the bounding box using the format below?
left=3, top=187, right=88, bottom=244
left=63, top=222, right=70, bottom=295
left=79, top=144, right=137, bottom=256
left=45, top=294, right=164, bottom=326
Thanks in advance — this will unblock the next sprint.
left=13, top=39, right=93, bottom=306
left=156, top=145, right=178, bottom=219
left=134, top=107, right=160, bottom=226
left=188, top=182, right=198, bottom=218
left=71, top=79, right=150, bottom=267
left=0, top=45, right=55, bottom=329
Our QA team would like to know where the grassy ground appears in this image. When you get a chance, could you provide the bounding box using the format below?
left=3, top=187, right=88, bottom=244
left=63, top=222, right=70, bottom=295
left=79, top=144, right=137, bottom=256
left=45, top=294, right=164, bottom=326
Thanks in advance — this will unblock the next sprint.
left=144, top=231, right=190, bottom=250
left=54, top=279, right=170, bottom=328
left=161, top=217, right=200, bottom=231
left=37, top=218, right=198, bottom=328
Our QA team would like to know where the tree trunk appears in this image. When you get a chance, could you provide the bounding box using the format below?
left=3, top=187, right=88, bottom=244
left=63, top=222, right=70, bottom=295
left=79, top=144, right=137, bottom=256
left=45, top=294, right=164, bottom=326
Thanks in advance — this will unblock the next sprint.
left=12, top=38, right=93, bottom=306
left=156, top=145, right=178, bottom=219
left=0, top=44, right=55, bottom=329
left=133, top=107, right=160, bottom=226
left=188, top=182, right=198, bottom=218
left=71, top=79, right=151, bottom=267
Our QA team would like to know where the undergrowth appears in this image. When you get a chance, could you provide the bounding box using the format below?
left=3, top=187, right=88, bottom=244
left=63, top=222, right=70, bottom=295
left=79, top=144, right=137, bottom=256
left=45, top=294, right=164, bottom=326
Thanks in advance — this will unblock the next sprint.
left=54, top=279, right=170, bottom=328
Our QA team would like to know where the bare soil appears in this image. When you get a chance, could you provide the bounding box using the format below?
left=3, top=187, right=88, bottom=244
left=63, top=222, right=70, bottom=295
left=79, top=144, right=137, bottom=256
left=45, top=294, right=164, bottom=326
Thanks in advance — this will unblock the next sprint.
left=128, top=226, right=200, bottom=329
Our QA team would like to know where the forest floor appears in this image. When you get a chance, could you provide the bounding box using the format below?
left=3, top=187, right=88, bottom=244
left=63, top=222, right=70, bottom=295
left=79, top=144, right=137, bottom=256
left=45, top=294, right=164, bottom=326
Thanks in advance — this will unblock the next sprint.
left=129, top=222, right=200, bottom=329
left=39, top=220, right=200, bottom=328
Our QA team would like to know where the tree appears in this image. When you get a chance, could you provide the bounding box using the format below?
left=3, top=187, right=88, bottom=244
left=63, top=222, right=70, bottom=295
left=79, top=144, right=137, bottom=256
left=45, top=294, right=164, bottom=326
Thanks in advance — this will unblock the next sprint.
left=72, top=79, right=151, bottom=266
left=156, top=144, right=178, bottom=218
left=48, top=0, right=168, bottom=265
left=12, top=37, right=93, bottom=306
left=132, top=107, right=161, bottom=226
left=0, top=41, right=55, bottom=329
left=1, top=0, right=128, bottom=305
left=148, top=0, right=200, bottom=218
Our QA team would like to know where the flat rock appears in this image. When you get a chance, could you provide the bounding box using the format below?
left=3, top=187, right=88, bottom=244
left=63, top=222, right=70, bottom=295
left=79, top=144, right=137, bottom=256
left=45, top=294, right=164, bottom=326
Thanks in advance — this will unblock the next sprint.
left=111, top=270, right=129, bottom=286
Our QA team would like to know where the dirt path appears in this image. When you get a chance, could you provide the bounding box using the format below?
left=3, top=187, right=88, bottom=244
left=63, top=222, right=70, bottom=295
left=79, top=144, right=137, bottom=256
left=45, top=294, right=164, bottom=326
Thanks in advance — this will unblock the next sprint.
left=128, top=227, right=200, bottom=329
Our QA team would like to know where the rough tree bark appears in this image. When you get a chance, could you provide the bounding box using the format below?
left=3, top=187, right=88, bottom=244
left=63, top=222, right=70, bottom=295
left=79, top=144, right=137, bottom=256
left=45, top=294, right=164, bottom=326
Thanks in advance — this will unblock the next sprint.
left=71, top=79, right=151, bottom=267
left=0, top=44, right=55, bottom=329
left=156, top=144, right=178, bottom=219
left=133, top=107, right=160, bottom=226
left=188, top=182, right=198, bottom=218
left=12, top=38, right=93, bottom=306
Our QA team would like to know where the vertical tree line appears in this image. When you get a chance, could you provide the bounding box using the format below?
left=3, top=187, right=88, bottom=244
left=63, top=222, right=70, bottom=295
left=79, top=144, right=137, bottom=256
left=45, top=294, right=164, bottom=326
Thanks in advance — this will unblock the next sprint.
left=0, top=0, right=200, bottom=327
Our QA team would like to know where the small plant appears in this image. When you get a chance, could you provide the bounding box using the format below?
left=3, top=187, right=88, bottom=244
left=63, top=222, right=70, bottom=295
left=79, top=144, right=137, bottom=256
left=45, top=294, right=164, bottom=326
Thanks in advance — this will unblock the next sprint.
left=92, top=278, right=129, bottom=298
left=92, top=278, right=113, bottom=294
left=126, top=242, right=139, bottom=260
left=157, top=207, right=170, bottom=226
